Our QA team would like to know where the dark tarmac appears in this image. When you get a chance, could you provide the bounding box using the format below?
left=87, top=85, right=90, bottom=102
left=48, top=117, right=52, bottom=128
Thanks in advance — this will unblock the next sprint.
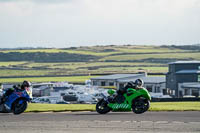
left=0, top=111, right=200, bottom=133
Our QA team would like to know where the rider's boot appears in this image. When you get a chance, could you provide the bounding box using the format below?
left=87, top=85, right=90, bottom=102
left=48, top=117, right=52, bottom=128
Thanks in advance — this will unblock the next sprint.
left=108, top=96, right=115, bottom=103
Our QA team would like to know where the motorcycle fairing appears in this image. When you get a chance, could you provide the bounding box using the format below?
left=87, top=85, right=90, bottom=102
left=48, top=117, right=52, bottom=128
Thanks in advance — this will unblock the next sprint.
left=4, top=90, right=30, bottom=110
left=107, top=88, right=151, bottom=111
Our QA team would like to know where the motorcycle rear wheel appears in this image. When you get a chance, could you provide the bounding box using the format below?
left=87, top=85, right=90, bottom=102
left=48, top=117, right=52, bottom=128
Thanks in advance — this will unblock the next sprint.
left=132, top=97, right=150, bottom=114
left=96, top=99, right=111, bottom=114
left=0, top=104, right=9, bottom=113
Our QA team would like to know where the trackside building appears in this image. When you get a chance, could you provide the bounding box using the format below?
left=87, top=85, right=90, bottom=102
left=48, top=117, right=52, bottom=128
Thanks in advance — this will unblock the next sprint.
left=91, top=73, right=166, bottom=95
left=166, top=61, right=200, bottom=97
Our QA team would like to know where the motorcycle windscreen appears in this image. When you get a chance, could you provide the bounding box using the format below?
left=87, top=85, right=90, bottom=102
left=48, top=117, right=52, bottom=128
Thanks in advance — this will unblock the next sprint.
left=25, top=87, right=33, bottom=98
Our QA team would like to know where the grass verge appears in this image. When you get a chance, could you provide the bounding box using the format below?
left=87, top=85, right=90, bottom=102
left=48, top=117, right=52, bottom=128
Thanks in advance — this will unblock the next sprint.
left=25, top=103, right=95, bottom=112
left=149, top=102, right=200, bottom=111
left=26, top=102, right=200, bottom=113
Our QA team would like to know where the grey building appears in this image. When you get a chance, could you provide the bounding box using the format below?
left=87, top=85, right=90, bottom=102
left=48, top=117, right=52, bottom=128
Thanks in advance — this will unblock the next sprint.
left=32, top=83, right=53, bottom=97
left=166, top=61, right=200, bottom=97
left=91, top=74, right=145, bottom=89
left=91, top=73, right=166, bottom=94
left=178, top=82, right=200, bottom=97
left=118, top=76, right=166, bottom=94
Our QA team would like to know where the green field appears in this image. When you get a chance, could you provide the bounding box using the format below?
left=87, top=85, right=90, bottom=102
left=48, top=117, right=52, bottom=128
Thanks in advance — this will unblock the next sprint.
left=0, top=76, right=97, bottom=83
left=0, top=45, right=199, bottom=80
left=25, top=102, right=200, bottom=112
left=100, top=52, right=200, bottom=61
left=0, top=61, right=167, bottom=78
left=0, top=45, right=188, bottom=55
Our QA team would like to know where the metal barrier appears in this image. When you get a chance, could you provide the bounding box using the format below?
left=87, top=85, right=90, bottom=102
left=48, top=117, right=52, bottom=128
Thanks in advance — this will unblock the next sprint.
left=151, top=98, right=200, bottom=102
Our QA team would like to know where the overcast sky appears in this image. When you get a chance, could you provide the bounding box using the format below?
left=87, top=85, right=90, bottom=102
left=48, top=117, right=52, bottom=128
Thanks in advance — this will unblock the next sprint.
left=0, top=0, right=200, bottom=48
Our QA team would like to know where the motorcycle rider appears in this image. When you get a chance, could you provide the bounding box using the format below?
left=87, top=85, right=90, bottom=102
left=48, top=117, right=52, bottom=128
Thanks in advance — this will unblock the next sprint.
left=113, top=79, right=144, bottom=104
left=117, top=79, right=144, bottom=95
left=0, top=80, right=31, bottom=104
left=20, top=80, right=31, bottom=90
left=134, top=79, right=144, bottom=89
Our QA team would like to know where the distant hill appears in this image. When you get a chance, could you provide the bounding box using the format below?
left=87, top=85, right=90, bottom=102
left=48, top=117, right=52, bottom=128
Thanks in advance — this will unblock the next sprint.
left=0, top=44, right=199, bottom=77
left=0, top=44, right=200, bottom=63
left=0, top=52, right=98, bottom=62
left=161, top=44, right=200, bottom=51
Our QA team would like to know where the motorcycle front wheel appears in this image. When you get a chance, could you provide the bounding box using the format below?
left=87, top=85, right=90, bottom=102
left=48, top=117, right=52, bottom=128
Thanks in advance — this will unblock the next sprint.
left=12, top=99, right=28, bottom=115
left=132, top=97, right=150, bottom=114
left=96, top=99, right=111, bottom=114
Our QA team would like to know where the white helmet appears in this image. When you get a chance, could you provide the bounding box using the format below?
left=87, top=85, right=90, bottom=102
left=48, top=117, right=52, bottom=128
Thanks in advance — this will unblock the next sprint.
left=135, top=79, right=143, bottom=87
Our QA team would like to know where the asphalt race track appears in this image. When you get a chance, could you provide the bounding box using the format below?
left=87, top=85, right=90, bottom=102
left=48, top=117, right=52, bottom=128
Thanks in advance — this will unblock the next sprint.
left=0, top=111, right=200, bottom=133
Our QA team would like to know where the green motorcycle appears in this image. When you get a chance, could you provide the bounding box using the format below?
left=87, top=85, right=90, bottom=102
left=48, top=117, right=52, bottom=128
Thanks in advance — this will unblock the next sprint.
left=96, top=86, right=151, bottom=114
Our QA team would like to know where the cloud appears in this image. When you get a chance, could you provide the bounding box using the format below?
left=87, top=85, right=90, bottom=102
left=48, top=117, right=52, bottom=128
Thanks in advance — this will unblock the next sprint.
left=0, top=0, right=200, bottom=48
left=0, top=0, right=73, bottom=3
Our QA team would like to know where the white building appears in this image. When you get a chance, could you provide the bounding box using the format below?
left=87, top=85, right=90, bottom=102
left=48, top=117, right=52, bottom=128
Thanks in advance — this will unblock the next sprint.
left=91, top=74, right=167, bottom=95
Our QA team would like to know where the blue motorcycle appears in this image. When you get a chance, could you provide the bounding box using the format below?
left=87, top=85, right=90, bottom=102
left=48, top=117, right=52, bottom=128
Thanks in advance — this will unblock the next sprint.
left=0, top=87, right=32, bottom=115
